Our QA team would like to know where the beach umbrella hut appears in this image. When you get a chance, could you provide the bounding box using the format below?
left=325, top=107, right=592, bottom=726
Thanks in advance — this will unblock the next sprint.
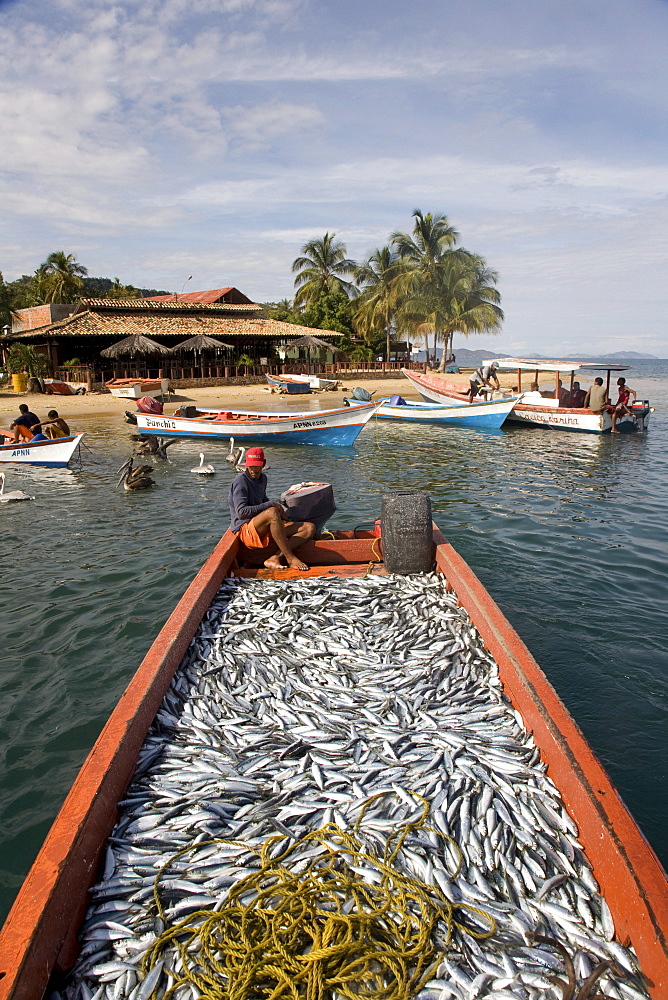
left=100, top=335, right=174, bottom=359
left=287, top=335, right=340, bottom=365
left=171, top=334, right=234, bottom=357
left=171, top=334, right=235, bottom=376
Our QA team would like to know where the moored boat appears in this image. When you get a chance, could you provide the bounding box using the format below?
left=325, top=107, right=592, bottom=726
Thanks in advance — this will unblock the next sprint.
left=267, top=373, right=341, bottom=391
left=106, top=378, right=170, bottom=400
left=134, top=400, right=380, bottom=446
left=376, top=395, right=517, bottom=428
left=0, top=433, right=84, bottom=468
left=0, top=513, right=665, bottom=999
left=403, top=364, right=653, bottom=434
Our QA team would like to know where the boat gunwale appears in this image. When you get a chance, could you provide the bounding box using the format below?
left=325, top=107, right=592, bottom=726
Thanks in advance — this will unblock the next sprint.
left=0, top=528, right=666, bottom=998
left=0, top=434, right=82, bottom=453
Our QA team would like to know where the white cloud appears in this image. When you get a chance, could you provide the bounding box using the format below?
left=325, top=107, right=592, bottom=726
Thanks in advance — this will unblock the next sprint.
left=223, top=101, right=323, bottom=151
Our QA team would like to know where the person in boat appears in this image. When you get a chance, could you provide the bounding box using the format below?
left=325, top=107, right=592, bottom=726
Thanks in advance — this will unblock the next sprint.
left=42, top=410, right=70, bottom=439
left=9, top=404, right=41, bottom=442
left=584, top=377, right=608, bottom=413
left=468, top=361, right=500, bottom=401
left=565, top=381, right=587, bottom=408
left=609, top=377, right=637, bottom=434
left=229, top=447, right=316, bottom=571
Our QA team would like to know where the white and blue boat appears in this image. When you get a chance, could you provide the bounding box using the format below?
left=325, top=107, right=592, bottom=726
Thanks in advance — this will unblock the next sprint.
left=375, top=395, right=518, bottom=429
left=0, top=433, right=84, bottom=467
left=134, top=401, right=380, bottom=447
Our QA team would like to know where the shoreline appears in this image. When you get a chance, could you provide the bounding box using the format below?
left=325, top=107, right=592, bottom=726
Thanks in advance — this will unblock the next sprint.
left=0, top=371, right=528, bottom=423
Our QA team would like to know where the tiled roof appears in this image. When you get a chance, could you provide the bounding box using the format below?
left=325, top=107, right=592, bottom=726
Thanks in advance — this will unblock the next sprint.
left=9, top=310, right=343, bottom=341
left=73, top=298, right=261, bottom=314
left=143, top=287, right=252, bottom=304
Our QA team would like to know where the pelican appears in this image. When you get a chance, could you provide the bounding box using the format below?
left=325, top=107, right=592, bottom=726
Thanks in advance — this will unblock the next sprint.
left=116, top=458, right=155, bottom=490
left=191, top=453, right=215, bottom=474
left=225, top=437, right=246, bottom=469
left=132, top=435, right=178, bottom=460
left=0, top=473, right=35, bottom=503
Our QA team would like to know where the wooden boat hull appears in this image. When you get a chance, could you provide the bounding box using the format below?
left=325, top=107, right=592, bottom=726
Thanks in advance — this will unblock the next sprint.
left=106, top=379, right=169, bottom=400
left=134, top=401, right=379, bottom=446
left=376, top=396, right=517, bottom=428
left=266, top=375, right=311, bottom=393
left=0, top=528, right=666, bottom=999
left=267, top=374, right=340, bottom=391
left=0, top=434, right=84, bottom=467
left=508, top=399, right=649, bottom=433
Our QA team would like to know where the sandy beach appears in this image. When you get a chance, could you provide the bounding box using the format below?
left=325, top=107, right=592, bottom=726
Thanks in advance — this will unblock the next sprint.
left=0, top=370, right=528, bottom=424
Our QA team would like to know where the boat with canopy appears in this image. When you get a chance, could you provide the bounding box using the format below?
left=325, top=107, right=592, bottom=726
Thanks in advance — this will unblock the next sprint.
left=402, top=363, right=652, bottom=434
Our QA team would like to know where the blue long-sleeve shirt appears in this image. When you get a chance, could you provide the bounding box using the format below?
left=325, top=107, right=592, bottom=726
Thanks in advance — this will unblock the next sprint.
left=229, top=471, right=273, bottom=533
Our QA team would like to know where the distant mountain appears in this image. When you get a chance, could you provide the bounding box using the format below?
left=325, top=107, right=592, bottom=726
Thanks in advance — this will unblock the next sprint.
left=414, top=346, right=661, bottom=364
left=570, top=351, right=658, bottom=360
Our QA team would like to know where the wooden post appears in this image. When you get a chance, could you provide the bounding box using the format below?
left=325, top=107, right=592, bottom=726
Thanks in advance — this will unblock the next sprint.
left=517, top=367, right=522, bottom=392
left=554, top=370, right=560, bottom=399
left=605, top=369, right=611, bottom=401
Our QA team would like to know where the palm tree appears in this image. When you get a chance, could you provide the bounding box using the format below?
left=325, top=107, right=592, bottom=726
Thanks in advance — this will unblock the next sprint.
left=353, top=246, right=404, bottom=362
left=392, top=210, right=503, bottom=367
left=391, top=210, right=459, bottom=366
left=292, top=233, right=356, bottom=309
left=435, top=255, right=503, bottom=370
left=399, top=252, right=504, bottom=370
left=36, top=251, right=88, bottom=304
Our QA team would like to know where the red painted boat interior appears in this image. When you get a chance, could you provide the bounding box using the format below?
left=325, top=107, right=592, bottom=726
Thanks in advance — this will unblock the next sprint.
left=0, top=528, right=665, bottom=999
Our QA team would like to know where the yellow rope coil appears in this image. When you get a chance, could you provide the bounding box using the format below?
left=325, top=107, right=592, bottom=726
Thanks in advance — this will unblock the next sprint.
left=143, top=792, right=495, bottom=1000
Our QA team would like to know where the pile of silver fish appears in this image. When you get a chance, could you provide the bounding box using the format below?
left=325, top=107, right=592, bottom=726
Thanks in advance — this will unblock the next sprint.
left=57, top=573, right=650, bottom=1000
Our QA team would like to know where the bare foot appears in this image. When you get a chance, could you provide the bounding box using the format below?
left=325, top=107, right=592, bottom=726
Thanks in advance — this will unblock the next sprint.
left=264, top=555, right=285, bottom=569
left=287, top=554, right=309, bottom=571
left=611, top=429, right=620, bottom=434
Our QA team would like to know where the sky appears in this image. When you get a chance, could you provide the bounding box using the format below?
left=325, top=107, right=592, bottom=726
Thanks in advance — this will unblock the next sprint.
left=2, top=0, right=667, bottom=356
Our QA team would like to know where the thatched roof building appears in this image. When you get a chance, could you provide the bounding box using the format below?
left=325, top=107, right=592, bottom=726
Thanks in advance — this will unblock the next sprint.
left=6, top=296, right=343, bottom=371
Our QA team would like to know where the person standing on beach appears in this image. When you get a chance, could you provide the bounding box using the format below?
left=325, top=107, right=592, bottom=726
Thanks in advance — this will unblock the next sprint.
left=584, top=378, right=608, bottom=413
left=228, top=447, right=315, bottom=571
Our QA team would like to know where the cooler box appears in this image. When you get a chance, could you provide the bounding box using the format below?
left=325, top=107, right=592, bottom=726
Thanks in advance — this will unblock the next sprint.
left=280, top=482, right=336, bottom=531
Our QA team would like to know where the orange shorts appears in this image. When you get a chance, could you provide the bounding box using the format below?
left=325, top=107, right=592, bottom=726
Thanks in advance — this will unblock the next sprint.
left=238, top=520, right=272, bottom=549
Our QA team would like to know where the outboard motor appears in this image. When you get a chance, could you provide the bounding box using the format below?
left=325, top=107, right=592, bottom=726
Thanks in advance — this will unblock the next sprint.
left=630, top=399, right=651, bottom=431
left=176, top=405, right=198, bottom=418
left=380, top=491, right=433, bottom=574
left=280, top=482, right=337, bottom=533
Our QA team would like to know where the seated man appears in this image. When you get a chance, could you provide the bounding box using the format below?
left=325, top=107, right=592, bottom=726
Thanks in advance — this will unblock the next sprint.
left=567, top=381, right=586, bottom=408
left=584, top=377, right=608, bottom=413
left=43, top=410, right=70, bottom=438
left=229, top=447, right=315, bottom=571
left=10, top=404, right=41, bottom=442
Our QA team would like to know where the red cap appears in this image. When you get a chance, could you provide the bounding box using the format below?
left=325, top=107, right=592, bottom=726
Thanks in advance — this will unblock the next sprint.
left=245, top=447, right=266, bottom=466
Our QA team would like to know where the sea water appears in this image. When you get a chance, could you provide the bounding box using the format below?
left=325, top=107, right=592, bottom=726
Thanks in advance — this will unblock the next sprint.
left=0, top=360, right=666, bottom=921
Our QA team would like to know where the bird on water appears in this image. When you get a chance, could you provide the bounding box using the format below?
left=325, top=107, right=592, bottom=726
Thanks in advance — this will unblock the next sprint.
left=116, top=458, right=155, bottom=490
left=0, top=473, right=34, bottom=503
left=192, top=453, right=215, bottom=474
left=225, top=437, right=246, bottom=468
